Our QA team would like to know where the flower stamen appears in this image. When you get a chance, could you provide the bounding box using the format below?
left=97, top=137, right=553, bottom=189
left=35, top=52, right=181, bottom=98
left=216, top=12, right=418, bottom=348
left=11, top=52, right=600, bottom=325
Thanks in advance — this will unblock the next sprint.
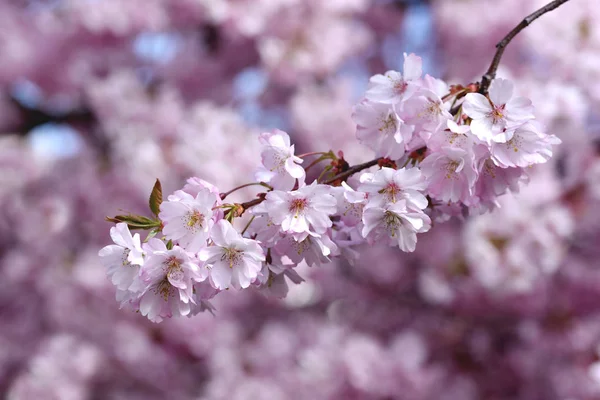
left=289, top=198, right=308, bottom=218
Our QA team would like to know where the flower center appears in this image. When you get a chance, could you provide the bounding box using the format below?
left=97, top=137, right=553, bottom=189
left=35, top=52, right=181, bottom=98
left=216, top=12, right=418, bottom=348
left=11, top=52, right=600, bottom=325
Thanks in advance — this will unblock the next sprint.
left=155, top=279, right=176, bottom=301
left=164, top=256, right=184, bottom=281
left=185, top=209, right=205, bottom=232
left=293, top=237, right=311, bottom=255
left=383, top=211, right=402, bottom=236
left=419, top=100, right=441, bottom=121
left=269, top=150, right=287, bottom=173
left=380, top=183, right=401, bottom=203
left=289, top=198, right=308, bottom=218
left=445, top=161, right=460, bottom=179
left=343, top=202, right=364, bottom=219
left=379, top=113, right=397, bottom=134
left=506, top=136, right=520, bottom=152
left=393, top=79, right=408, bottom=94
left=489, top=104, right=505, bottom=123
left=121, top=249, right=131, bottom=267
left=483, top=159, right=497, bottom=178
left=221, top=247, right=243, bottom=269
left=447, top=131, right=466, bottom=146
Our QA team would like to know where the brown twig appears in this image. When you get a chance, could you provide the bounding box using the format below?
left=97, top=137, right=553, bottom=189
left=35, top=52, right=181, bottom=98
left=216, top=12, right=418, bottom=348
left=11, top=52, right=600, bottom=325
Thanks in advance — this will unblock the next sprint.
left=236, top=157, right=383, bottom=214
left=238, top=194, right=268, bottom=215
left=478, top=0, right=572, bottom=95
left=220, top=182, right=272, bottom=200
left=323, top=157, right=382, bottom=185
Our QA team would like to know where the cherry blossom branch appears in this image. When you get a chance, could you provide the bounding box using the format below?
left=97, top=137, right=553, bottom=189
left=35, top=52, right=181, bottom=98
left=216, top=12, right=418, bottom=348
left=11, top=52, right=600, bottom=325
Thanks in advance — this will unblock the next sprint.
left=240, top=215, right=256, bottom=235
left=297, top=151, right=328, bottom=158
left=234, top=158, right=384, bottom=216
left=323, top=157, right=383, bottom=185
left=220, top=182, right=272, bottom=200
left=238, top=193, right=267, bottom=214
left=478, top=0, right=572, bottom=95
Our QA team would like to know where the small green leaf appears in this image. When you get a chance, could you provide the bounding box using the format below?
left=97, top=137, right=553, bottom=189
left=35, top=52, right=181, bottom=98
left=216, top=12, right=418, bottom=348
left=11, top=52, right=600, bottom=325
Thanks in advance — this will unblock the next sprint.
left=313, top=151, right=337, bottom=167
left=259, top=182, right=274, bottom=190
left=225, top=209, right=235, bottom=223
left=105, top=214, right=161, bottom=230
left=145, top=228, right=160, bottom=242
left=166, top=239, right=174, bottom=250
left=317, top=164, right=333, bottom=183
left=149, top=179, right=163, bottom=216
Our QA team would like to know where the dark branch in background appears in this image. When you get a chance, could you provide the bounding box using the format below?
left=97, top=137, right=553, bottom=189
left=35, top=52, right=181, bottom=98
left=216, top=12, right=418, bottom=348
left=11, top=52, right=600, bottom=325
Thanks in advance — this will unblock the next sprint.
left=4, top=95, right=111, bottom=158
left=7, top=96, right=95, bottom=134
left=392, top=0, right=431, bottom=9
left=200, top=24, right=221, bottom=54
left=478, top=0, right=572, bottom=95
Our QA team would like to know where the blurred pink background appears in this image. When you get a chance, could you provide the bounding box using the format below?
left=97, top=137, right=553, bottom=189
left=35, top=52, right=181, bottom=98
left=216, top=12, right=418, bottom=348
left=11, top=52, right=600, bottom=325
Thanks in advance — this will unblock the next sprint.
left=1, top=0, right=600, bottom=399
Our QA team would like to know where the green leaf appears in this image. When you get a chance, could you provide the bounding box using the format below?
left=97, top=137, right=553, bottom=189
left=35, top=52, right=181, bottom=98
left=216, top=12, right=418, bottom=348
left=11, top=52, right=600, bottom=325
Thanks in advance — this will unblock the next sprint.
left=259, top=182, right=274, bottom=190
left=105, top=214, right=161, bottom=230
left=145, top=228, right=160, bottom=242
left=166, top=239, right=174, bottom=250
left=317, top=164, right=333, bottom=183
left=312, top=151, right=337, bottom=167
left=225, top=209, right=235, bottom=223
left=149, top=179, right=163, bottom=216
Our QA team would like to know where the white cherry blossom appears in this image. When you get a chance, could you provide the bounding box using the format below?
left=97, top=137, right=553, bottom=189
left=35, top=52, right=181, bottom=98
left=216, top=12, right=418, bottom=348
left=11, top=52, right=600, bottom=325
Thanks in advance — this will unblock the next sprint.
left=365, top=53, right=422, bottom=104
left=420, top=147, right=478, bottom=204
left=98, top=223, right=144, bottom=293
left=463, top=78, right=534, bottom=143
left=199, top=220, right=265, bottom=290
left=137, top=239, right=207, bottom=323
left=490, top=121, right=561, bottom=168
left=353, top=100, right=413, bottom=159
left=358, top=167, right=428, bottom=211
left=274, top=231, right=339, bottom=267
left=255, top=129, right=305, bottom=191
left=255, top=181, right=337, bottom=240
left=159, top=188, right=216, bottom=253
left=362, top=200, right=431, bottom=252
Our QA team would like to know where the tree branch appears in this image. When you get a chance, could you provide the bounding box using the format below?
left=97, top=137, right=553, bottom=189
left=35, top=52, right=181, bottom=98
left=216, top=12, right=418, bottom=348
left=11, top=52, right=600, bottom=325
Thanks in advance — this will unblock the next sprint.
left=478, top=0, right=572, bottom=94
left=236, top=157, right=384, bottom=215
left=3, top=95, right=111, bottom=158
left=323, top=157, right=382, bottom=185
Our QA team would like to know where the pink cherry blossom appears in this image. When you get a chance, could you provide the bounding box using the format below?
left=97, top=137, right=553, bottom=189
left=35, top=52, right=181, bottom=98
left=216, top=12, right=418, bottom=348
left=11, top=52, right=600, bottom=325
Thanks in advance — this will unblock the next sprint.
left=420, top=147, right=478, bottom=204
left=490, top=121, right=561, bottom=168
left=255, top=254, right=306, bottom=299
left=198, top=220, right=265, bottom=290
left=427, top=120, right=475, bottom=152
left=255, top=181, right=337, bottom=240
left=137, top=239, right=208, bottom=323
left=3, top=0, right=592, bottom=398
left=358, top=166, right=428, bottom=211
left=463, top=78, right=535, bottom=143
left=362, top=200, right=431, bottom=252
left=365, top=53, right=422, bottom=104
left=352, top=100, right=413, bottom=159
left=255, top=129, right=305, bottom=191
left=473, top=157, right=526, bottom=209
left=98, top=222, right=144, bottom=292
left=403, top=76, right=452, bottom=134
left=274, top=231, right=339, bottom=267
left=182, top=177, right=222, bottom=201
left=159, top=189, right=216, bottom=253
left=333, top=182, right=367, bottom=227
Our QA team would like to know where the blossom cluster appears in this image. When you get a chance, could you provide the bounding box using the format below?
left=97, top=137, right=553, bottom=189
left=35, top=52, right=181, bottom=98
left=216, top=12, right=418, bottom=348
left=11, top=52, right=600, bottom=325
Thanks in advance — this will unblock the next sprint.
left=6, top=0, right=600, bottom=397
left=100, top=53, right=560, bottom=322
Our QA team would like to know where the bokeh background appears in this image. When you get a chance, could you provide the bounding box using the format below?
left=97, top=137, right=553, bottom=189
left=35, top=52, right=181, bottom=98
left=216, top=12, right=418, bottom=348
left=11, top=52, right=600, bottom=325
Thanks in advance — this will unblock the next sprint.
left=1, top=0, right=600, bottom=399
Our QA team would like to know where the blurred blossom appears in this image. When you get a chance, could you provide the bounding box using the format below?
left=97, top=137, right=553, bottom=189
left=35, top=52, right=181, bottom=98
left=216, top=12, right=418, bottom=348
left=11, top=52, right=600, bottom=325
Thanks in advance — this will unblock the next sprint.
left=1, top=1, right=600, bottom=399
